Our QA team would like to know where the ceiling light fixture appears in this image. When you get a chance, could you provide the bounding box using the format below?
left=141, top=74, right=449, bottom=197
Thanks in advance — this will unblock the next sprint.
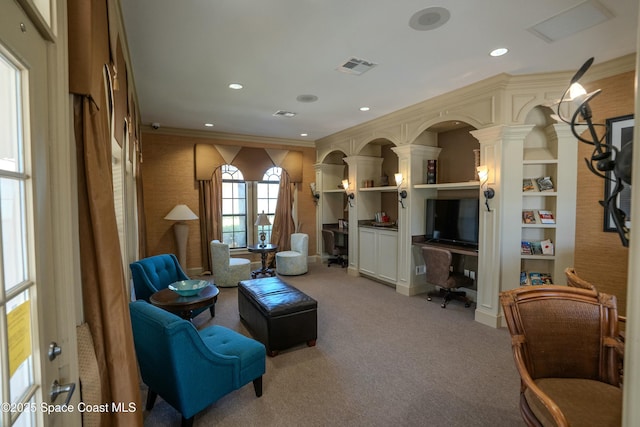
left=273, top=110, right=297, bottom=118
left=490, top=48, right=509, bottom=57
left=204, top=123, right=214, bottom=127
left=228, top=83, right=243, bottom=90
left=300, top=133, right=308, bottom=137
left=359, top=107, right=370, bottom=112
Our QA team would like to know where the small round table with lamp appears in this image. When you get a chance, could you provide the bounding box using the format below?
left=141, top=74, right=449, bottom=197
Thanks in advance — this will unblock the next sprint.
left=248, top=244, right=278, bottom=278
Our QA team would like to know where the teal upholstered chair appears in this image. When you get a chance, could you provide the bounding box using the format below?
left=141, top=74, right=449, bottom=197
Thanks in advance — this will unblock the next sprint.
left=130, top=254, right=214, bottom=318
left=129, top=301, right=266, bottom=427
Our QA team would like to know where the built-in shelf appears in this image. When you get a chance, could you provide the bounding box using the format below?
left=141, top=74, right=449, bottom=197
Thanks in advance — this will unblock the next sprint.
left=521, top=254, right=556, bottom=260
left=522, top=191, right=558, bottom=197
left=413, top=181, right=480, bottom=190
left=322, top=189, right=345, bottom=193
left=522, top=223, right=556, bottom=229
left=359, top=186, right=398, bottom=192
left=523, top=159, right=558, bottom=165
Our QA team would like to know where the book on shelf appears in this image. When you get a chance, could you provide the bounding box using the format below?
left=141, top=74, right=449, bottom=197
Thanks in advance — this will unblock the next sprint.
left=538, top=210, right=555, bottom=224
left=528, top=272, right=543, bottom=285
left=520, top=271, right=553, bottom=286
left=522, top=210, right=536, bottom=224
left=530, top=241, right=543, bottom=255
left=426, top=160, right=437, bottom=184
left=540, top=239, right=554, bottom=255
left=536, top=176, right=554, bottom=192
left=521, top=239, right=554, bottom=256
left=522, top=178, right=536, bottom=192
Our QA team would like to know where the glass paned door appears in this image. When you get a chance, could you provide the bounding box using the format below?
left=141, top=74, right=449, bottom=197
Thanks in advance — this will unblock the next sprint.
left=0, top=48, right=38, bottom=427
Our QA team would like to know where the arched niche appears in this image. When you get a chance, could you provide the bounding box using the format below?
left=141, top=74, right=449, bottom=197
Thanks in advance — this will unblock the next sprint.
left=523, top=105, right=559, bottom=160
left=319, top=149, right=348, bottom=165
left=421, top=120, right=480, bottom=184
left=409, top=115, right=485, bottom=145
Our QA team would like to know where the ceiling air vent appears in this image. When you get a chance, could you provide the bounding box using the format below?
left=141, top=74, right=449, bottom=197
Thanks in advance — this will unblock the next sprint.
left=336, top=57, right=378, bottom=76
left=273, top=110, right=297, bottom=118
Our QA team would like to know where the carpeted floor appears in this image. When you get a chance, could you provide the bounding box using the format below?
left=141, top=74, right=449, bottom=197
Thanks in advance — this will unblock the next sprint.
left=141, top=262, right=523, bottom=426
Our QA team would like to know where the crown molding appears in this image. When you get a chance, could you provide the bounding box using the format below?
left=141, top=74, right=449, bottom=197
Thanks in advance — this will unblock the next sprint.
left=141, top=125, right=316, bottom=148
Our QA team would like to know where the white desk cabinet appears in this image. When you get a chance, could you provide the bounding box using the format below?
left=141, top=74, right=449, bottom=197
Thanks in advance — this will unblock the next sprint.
left=358, top=227, right=398, bottom=285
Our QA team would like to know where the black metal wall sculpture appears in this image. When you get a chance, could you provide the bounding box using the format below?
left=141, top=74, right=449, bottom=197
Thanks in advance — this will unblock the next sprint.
left=554, top=57, right=633, bottom=247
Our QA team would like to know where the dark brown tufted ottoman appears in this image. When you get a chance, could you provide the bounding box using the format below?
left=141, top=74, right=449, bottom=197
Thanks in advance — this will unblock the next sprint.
left=238, top=277, right=317, bottom=356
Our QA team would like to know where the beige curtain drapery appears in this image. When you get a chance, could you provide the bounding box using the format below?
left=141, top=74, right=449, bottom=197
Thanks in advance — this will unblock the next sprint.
left=74, top=95, right=142, bottom=426
left=68, top=0, right=143, bottom=424
left=268, top=171, right=296, bottom=266
left=199, top=167, right=223, bottom=273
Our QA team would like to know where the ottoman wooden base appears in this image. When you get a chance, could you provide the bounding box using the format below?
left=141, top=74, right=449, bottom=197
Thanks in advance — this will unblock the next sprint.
left=238, top=277, right=317, bottom=356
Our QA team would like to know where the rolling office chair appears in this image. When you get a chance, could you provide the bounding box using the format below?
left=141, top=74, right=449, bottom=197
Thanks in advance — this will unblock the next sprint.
left=421, top=246, right=473, bottom=308
left=322, top=229, right=347, bottom=268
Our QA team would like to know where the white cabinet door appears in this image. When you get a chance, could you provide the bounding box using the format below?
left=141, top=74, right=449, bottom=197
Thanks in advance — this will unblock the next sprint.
left=378, top=230, right=398, bottom=283
left=358, top=227, right=398, bottom=284
left=358, top=228, right=377, bottom=276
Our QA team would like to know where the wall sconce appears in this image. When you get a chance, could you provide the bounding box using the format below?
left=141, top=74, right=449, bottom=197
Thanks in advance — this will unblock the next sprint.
left=309, top=182, right=320, bottom=204
left=476, top=166, right=494, bottom=211
left=342, top=179, right=354, bottom=207
left=553, top=57, right=632, bottom=247
left=394, top=173, right=407, bottom=208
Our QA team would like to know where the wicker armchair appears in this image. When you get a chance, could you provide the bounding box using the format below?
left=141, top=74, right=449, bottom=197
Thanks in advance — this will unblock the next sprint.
left=500, top=285, right=624, bottom=427
left=565, top=267, right=627, bottom=331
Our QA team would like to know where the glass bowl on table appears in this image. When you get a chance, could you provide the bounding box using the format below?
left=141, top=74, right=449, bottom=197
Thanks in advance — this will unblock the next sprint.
left=168, top=279, right=209, bottom=297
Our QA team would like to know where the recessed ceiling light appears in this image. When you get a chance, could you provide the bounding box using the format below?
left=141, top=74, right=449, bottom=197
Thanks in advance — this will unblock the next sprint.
left=273, top=110, right=297, bottom=118
left=228, top=83, right=243, bottom=90
left=490, top=48, right=509, bottom=57
left=300, top=133, right=308, bottom=137
left=204, top=123, right=214, bottom=127
left=359, top=107, right=370, bottom=112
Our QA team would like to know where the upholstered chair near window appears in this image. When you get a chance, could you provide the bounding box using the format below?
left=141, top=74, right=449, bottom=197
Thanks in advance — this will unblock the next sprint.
left=275, top=233, right=309, bottom=275
left=210, top=240, right=251, bottom=287
left=129, top=300, right=266, bottom=427
left=500, top=285, right=624, bottom=427
left=130, top=253, right=214, bottom=318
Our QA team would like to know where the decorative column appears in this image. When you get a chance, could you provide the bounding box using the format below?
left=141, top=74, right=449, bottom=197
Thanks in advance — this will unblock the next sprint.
left=392, top=144, right=441, bottom=296
left=471, top=125, right=533, bottom=328
left=343, top=156, right=383, bottom=277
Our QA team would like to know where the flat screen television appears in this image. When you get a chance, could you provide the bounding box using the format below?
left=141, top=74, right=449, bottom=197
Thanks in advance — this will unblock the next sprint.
left=425, top=198, right=479, bottom=247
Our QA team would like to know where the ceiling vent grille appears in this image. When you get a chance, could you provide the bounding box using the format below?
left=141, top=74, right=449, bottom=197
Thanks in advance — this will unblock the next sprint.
left=528, top=0, right=612, bottom=43
left=273, top=110, right=297, bottom=118
left=336, top=57, right=378, bottom=76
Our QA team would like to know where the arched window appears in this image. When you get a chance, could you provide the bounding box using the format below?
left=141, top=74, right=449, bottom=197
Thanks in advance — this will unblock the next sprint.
left=256, top=167, right=281, bottom=243
left=220, top=165, right=282, bottom=248
left=221, top=164, right=247, bottom=248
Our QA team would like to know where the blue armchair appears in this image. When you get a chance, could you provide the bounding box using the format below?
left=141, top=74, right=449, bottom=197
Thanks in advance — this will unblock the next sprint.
left=129, top=301, right=266, bottom=427
left=130, top=254, right=214, bottom=318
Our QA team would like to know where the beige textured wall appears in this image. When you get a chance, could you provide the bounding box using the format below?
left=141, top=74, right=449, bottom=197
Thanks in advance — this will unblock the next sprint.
left=574, top=71, right=634, bottom=316
left=141, top=132, right=316, bottom=271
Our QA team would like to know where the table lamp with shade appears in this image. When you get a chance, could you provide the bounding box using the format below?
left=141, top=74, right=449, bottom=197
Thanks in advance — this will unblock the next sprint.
left=164, top=204, right=198, bottom=270
left=255, top=211, right=271, bottom=248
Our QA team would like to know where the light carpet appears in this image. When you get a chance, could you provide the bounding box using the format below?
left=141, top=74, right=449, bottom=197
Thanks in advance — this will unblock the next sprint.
left=141, top=262, right=523, bottom=426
